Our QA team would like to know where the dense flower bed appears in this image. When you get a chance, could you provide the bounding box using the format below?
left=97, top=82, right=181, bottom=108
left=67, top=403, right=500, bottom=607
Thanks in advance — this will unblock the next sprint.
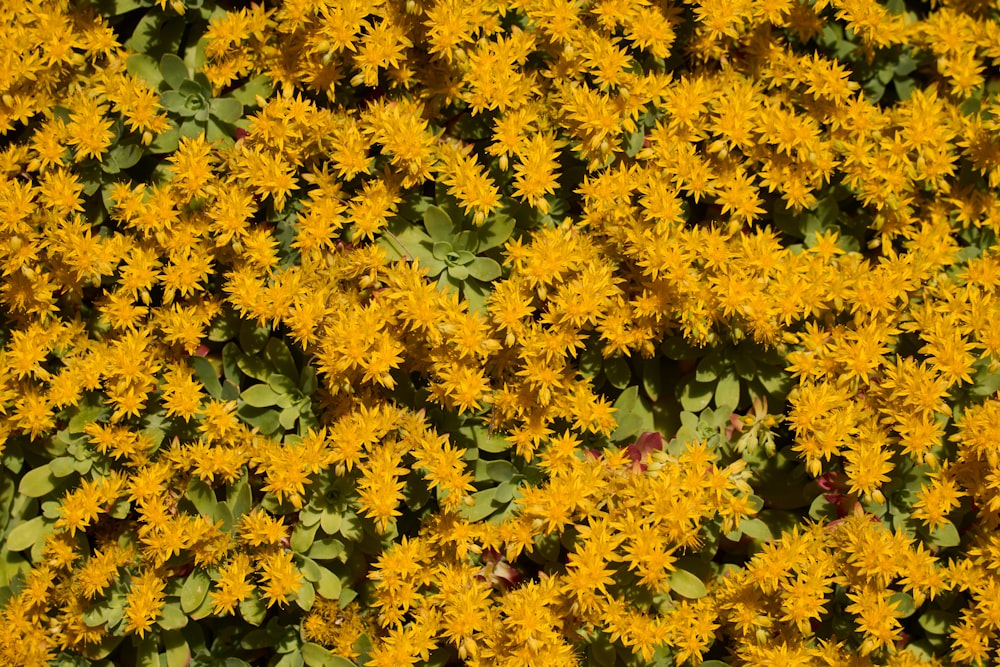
left=2, top=0, right=1000, bottom=665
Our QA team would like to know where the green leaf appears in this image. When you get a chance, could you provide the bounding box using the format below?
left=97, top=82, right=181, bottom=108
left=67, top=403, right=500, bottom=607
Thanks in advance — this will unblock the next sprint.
left=242, top=384, right=282, bottom=407
left=190, top=356, right=222, bottom=399
left=222, top=343, right=243, bottom=382
left=588, top=635, right=616, bottom=667
left=739, top=518, right=771, bottom=542
left=447, top=264, right=469, bottom=280
left=227, top=473, right=252, bottom=520
left=467, top=257, right=502, bottom=282
left=280, top=406, right=300, bottom=430
left=493, top=480, right=515, bottom=504
left=320, top=509, right=342, bottom=535
left=926, top=521, right=961, bottom=548
left=238, top=353, right=272, bottom=382
left=108, top=143, right=143, bottom=171
left=49, top=456, right=78, bottom=478
left=229, top=75, right=273, bottom=107
left=157, top=602, right=188, bottom=630
left=211, top=97, right=243, bottom=124
left=451, top=231, right=475, bottom=252
left=240, top=321, right=270, bottom=355
left=160, top=54, right=189, bottom=90
left=695, top=352, right=724, bottom=382
left=757, top=366, right=789, bottom=397
left=300, top=366, right=317, bottom=395
left=679, top=378, right=713, bottom=413
left=642, top=357, right=664, bottom=402
left=238, top=405, right=282, bottom=435
left=180, top=569, right=211, bottom=613
left=625, top=129, right=645, bottom=157
left=296, top=580, right=316, bottom=611
left=381, top=218, right=439, bottom=269
left=308, top=538, right=347, bottom=561
left=459, top=487, right=500, bottom=522
left=668, top=568, right=707, bottom=599
left=92, top=0, right=147, bottom=15
left=68, top=396, right=107, bottom=433
left=890, top=591, right=916, bottom=618
left=126, top=10, right=183, bottom=57
left=291, top=523, right=318, bottom=553
left=162, top=629, right=191, bottom=667
left=715, top=372, right=740, bottom=410
left=6, top=517, right=50, bottom=552
left=454, top=250, right=476, bottom=265
left=136, top=634, right=158, bottom=667
left=18, top=465, right=56, bottom=497
left=432, top=241, right=452, bottom=261
left=476, top=214, right=515, bottom=252
left=210, top=308, right=242, bottom=343
left=918, top=609, right=958, bottom=635
left=240, top=593, right=267, bottom=626
left=486, top=460, right=515, bottom=483
left=184, top=478, right=217, bottom=516
left=604, top=355, right=631, bottom=389
left=302, top=643, right=356, bottom=667
left=315, top=566, right=342, bottom=600
left=423, top=205, right=453, bottom=242
left=265, top=338, right=298, bottom=379
left=149, top=126, right=180, bottom=154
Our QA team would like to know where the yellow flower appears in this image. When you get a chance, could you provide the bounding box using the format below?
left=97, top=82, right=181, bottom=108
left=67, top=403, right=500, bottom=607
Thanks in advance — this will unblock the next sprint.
left=239, top=509, right=289, bottom=547
left=124, top=572, right=166, bottom=637
left=258, top=549, right=303, bottom=607
left=512, top=132, right=562, bottom=214
left=211, top=553, right=256, bottom=615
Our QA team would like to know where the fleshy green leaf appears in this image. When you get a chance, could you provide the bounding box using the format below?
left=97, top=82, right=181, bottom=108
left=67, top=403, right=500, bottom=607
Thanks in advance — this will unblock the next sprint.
left=926, top=521, right=961, bottom=548
left=918, top=609, right=958, bottom=635
left=458, top=487, right=499, bottom=522
left=190, top=356, right=222, bottom=399
left=679, top=378, right=714, bottom=413
left=467, top=257, right=502, bottom=282
left=424, top=205, right=453, bottom=242
left=18, top=465, right=56, bottom=497
left=451, top=230, right=475, bottom=252
left=265, top=338, right=298, bottom=380
left=180, top=569, right=211, bottom=613
left=715, top=372, right=740, bottom=410
left=163, top=629, right=191, bottom=667
left=433, top=241, right=452, bottom=261
left=315, top=567, right=342, bottom=600
left=302, top=642, right=356, bottom=667
left=159, top=54, right=189, bottom=90
left=486, top=460, right=515, bottom=482
left=6, top=516, right=50, bottom=552
left=157, top=602, right=188, bottom=630
left=229, top=75, right=273, bottom=107
left=126, top=53, right=163, bottom=87
left=669, top=568, right=707, bottom=599
left=476, top=214, right=515, bottom=252
left=211, top=97, right=243, bottom=124
left=604, top=355, right=631, bottom=389
left=243, top=382, right=282, bottom=408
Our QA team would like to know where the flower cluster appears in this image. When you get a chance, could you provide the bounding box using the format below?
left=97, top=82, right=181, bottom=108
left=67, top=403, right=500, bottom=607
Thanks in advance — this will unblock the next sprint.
left=2, top=0, right=1000, bottom=665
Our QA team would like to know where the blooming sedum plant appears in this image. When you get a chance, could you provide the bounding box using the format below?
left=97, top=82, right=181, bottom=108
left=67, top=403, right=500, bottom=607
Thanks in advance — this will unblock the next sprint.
left=2, top=0, right=1000, bottom=665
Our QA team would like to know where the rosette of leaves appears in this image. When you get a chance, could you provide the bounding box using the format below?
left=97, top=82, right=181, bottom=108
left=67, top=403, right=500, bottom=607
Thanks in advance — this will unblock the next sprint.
left=381, top=205, right=515, bottom=313
left=157, top=54, right=243, bottom=144
left=192, top=316, right=320, bottom=437
left=126, top=53, right=245, bottom=151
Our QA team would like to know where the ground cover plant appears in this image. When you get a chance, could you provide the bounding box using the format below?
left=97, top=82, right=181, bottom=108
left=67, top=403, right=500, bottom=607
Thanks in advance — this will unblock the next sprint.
left=1, top=0, right=1000, bottom=665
